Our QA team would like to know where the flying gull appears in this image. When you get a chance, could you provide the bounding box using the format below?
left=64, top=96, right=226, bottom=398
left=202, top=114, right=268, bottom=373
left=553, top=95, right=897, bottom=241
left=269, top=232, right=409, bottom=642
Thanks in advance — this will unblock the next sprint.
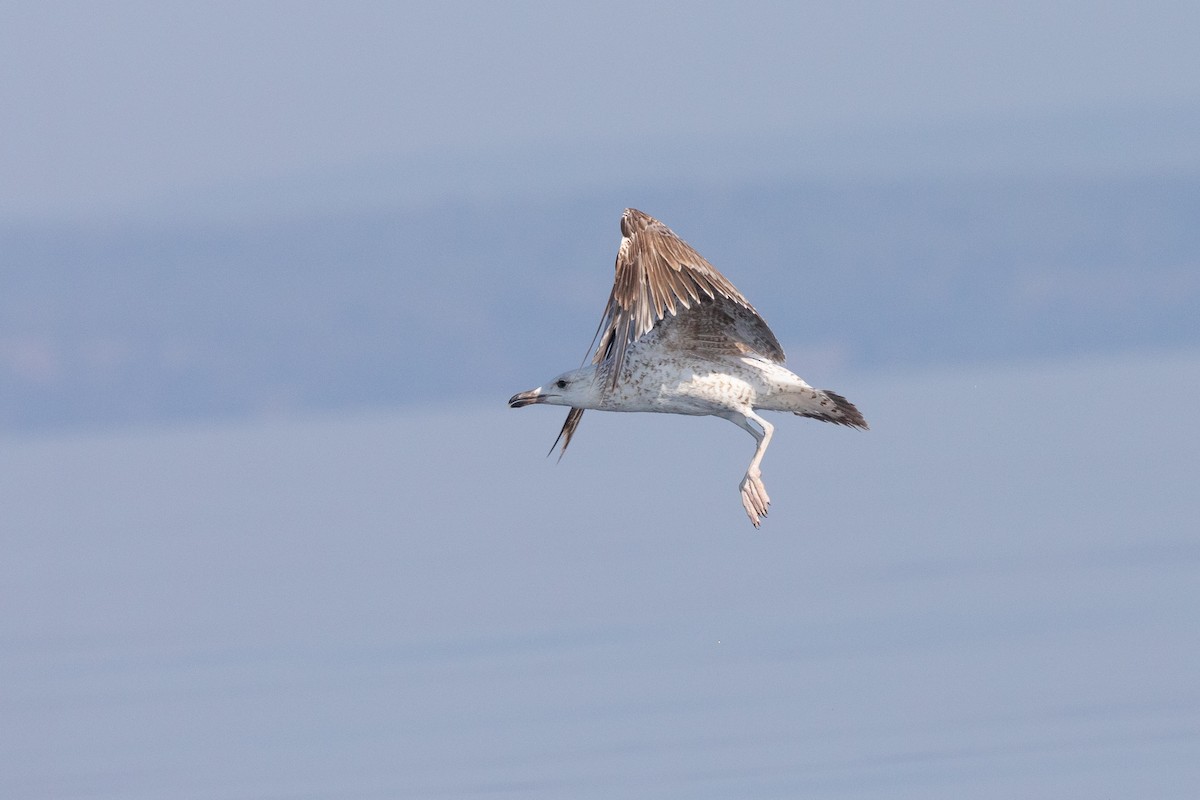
left=508, top=208, right=867, bottom=527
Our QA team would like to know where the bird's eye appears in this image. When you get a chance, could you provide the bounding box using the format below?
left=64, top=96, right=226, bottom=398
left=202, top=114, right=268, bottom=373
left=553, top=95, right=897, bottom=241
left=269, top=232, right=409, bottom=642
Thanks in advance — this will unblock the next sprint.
left=555, top=379, right=567, bottom=389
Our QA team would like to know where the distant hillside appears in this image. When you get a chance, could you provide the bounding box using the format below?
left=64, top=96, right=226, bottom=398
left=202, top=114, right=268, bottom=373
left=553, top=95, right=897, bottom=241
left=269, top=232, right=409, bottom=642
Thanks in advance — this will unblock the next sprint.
left=3, top=175, right=1198, bottom=432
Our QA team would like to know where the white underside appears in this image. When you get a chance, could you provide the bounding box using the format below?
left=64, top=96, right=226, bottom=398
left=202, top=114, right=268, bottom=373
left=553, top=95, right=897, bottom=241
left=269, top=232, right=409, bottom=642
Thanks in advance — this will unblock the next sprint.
left=599, top=354, right=811, bottom=417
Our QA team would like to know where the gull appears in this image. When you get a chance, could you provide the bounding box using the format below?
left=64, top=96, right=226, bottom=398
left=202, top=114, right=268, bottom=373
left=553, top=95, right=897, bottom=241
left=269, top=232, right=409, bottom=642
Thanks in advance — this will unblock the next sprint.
left=508, top=208, right=867, bottom=527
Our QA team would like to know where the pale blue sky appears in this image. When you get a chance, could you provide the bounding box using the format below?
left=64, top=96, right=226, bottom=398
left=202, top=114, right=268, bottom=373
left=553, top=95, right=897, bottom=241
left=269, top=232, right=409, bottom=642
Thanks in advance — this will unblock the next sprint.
left=3, top=1, right=1199, bottom=220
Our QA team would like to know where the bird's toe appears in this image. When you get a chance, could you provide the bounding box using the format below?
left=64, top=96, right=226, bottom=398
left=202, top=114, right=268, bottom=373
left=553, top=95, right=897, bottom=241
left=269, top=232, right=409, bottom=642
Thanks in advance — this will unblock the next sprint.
left=739, top=473, right=770, bottom=527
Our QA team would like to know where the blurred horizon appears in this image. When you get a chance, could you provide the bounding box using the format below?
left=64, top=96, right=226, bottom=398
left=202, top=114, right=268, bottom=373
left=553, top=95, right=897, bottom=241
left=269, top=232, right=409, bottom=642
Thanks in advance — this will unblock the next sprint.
left=4, top=153, right=1199, bottom=434
left=5, top=3, right=1200, bottom=436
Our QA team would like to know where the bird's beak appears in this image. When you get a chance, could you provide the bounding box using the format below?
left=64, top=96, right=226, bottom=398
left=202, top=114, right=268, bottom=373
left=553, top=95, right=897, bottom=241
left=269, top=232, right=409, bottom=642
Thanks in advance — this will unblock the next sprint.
left=508, top=388, right=545, bottom=408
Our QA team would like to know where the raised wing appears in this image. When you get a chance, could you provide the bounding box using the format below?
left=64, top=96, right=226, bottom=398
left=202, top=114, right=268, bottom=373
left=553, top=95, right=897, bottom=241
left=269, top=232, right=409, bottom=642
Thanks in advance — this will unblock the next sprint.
left=552, top=208, right=784, bottom=458
left=590, top=208, right=783, bottom=388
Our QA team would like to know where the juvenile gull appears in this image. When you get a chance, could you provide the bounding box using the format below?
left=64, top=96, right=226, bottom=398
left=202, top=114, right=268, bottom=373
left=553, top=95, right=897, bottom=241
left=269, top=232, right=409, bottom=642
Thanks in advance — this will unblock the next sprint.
left=508, top=208, right=867, bottom=527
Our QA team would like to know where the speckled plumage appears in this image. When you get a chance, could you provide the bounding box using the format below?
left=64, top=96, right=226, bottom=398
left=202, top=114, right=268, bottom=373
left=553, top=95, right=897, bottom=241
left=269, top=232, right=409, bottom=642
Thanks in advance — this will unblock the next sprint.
left=508, top=208, right=867, bottom=527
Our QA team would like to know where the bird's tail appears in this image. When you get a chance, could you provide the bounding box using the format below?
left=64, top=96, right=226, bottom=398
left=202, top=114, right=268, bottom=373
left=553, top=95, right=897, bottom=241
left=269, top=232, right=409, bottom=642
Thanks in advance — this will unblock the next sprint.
left=778, top=387, right=869, bottom=430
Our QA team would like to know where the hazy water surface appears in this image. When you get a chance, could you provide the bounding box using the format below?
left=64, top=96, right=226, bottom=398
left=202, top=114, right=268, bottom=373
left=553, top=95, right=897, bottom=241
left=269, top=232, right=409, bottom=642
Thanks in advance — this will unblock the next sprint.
left=3, top=351, right=1198, bottom=798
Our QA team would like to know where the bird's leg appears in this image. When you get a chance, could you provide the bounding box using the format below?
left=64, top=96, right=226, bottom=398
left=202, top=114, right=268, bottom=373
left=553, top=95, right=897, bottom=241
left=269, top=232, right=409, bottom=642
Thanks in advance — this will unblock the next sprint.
left=722, top=411, right=774, bottom=527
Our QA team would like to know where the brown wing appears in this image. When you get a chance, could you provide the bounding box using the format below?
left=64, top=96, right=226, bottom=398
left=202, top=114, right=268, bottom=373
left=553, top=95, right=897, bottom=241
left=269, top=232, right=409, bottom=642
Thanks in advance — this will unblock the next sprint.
left=549, top=406, right=584, bottom=460
left=649, top=295, right=785, bottom=363
left=553, top=208, right=784, bottom=458
left=591, top=208, right=783, bottom=387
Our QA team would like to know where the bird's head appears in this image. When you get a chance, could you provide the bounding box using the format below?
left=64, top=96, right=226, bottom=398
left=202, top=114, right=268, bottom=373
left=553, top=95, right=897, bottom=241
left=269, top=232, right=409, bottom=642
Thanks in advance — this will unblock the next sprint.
left=508, top=366, right=601, bottom=409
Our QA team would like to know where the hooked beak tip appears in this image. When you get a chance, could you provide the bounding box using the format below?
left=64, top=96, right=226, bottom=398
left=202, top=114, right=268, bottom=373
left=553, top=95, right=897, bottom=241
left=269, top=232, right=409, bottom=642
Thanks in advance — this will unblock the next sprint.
left=508, top=389, right=543, bottom=408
